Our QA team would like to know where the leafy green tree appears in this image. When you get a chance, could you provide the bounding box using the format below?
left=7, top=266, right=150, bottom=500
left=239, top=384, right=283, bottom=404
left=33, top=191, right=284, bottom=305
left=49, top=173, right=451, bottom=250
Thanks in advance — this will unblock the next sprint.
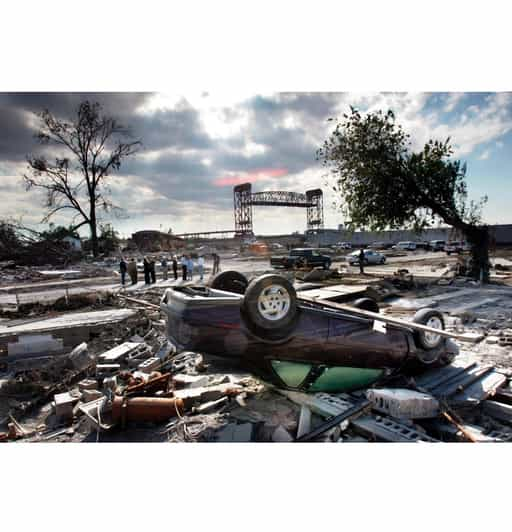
left=317, top=107, right=490, bottom=280
left=24, top=101, right=141, bottom=257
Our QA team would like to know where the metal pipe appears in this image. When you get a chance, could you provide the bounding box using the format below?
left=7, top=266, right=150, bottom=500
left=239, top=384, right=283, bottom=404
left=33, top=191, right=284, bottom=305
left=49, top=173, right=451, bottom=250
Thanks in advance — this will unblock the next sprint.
left=111, top=396, right=184, bottom=424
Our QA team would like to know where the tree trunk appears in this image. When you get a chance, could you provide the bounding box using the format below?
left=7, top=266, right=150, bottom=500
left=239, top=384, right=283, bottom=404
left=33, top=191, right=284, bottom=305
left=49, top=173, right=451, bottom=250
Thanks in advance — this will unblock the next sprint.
left=90, top=206, right=99, bottom=257
left=464, top=224, right=490, bottom=282
left=451, top=220, right=490, bottom=282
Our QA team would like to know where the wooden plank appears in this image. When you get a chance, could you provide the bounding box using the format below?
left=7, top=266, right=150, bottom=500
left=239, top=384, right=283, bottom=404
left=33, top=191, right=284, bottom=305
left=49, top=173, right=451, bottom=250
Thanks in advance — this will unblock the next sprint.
left=297, top=294, right=483, bottom=343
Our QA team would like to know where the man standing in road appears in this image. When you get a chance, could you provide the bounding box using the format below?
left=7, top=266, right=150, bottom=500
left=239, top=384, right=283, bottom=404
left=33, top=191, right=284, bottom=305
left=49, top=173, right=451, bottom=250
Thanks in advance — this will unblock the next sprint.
left=188, top=255, right=194, bottom=281
left=161, top=256, right=169, bottom=281
left=149, top=257, right=156, bottom=284
left=358, top=248, right=365, bottom=275
left=143, top=257, right=151, bottom=285
left=127, top=258, right=138, bottom=285
left=119, top=257, right=127, bottom=286
left=197, top=255, right=204, bottom=281
left=181, top=255, right=188, bottom=281
left=172, top=255, right=178, bottom=281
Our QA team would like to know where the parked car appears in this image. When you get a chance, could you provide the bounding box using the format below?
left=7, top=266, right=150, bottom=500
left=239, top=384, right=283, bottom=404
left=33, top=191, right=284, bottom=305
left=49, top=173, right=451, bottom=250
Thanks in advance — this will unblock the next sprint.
left=445, top=241, right=471, bottom=255
left=368, top=241, right=391, bottom=250
left=428, top=240, right=446, bottom=251
left=395, top=241, right=417, bottom=251
left=160, top=272, right=455, bottom=393
left=334, top=241, right=352, bottom=250
left=270, top=248, right=332, bottom=270
left=347, top=249, right=386, bottom=265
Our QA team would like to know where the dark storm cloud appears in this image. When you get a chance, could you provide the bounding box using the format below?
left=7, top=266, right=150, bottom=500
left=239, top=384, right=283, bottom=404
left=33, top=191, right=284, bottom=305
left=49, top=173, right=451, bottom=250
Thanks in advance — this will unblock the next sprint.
left=0, top=92, right=154, bottom=162
left=130, top=103, right=212, bottom=152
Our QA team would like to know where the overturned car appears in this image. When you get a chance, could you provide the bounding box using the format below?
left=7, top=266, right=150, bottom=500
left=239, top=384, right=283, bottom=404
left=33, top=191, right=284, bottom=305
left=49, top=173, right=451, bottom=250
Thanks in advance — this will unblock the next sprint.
left=160, top=272, right=460, bottom=393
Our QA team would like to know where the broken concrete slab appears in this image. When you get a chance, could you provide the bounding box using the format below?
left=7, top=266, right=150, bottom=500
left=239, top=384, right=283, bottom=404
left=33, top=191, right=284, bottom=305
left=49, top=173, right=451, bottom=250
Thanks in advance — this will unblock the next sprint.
left=366, top=388, right=440, bottom=419
left=0, top=309, right=137, bottom=355
left=297, top=405, right=312, bottom=439
left=272, top=425, right=294, bottom=442
left=7, top=334, right=65, bottom=358
left=216, top=422, right=253, bottom=442
left=173, top=373, right=209, bottom=388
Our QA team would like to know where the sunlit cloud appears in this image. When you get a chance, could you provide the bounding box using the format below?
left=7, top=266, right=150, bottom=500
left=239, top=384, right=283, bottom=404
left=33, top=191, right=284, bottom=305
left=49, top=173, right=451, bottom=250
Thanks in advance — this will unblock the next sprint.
left=213, top=168, right=288, bottom=187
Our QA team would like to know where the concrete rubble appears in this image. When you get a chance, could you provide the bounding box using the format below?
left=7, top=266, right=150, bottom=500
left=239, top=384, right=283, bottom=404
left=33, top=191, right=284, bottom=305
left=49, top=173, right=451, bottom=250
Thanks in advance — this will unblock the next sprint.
left=2, top=248, right=512, bottom=444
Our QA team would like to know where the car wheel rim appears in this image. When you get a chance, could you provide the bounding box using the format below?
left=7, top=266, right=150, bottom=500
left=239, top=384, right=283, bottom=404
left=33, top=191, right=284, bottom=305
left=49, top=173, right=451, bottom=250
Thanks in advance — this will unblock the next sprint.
left=424, top=316, right=442, bottom=346
left=257, top=284, right=291, bottom=321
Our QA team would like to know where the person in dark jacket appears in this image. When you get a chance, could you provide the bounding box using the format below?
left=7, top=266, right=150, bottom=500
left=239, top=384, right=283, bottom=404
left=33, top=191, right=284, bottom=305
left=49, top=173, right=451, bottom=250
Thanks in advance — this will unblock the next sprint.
left=149, top=257, right=156, bottom=284
left=143, top=257, right=151, bottom=285
left=358, top=248, right=366, bottom=275
left=172, top=255, right=178, bottom=281
left=119, top=258, right=127, bottom=286
left=181, top=255, right=188, bottom=281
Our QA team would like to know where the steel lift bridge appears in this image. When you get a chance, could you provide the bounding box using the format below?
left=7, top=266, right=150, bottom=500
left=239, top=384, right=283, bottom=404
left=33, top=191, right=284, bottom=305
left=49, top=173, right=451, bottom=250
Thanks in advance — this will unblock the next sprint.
left=233, top=182, right=324, bottom=237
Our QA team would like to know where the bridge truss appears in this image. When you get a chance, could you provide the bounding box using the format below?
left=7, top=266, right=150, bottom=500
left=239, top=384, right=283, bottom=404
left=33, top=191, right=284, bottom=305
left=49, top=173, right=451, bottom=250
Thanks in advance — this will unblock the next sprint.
left=234, top=182, right=323, bottom=236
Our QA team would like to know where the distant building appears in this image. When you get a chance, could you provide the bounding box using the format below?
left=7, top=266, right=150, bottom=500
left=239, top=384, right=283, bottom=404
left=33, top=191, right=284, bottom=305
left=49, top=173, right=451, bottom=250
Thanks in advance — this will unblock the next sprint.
left=130, top=230, right=185, bottom=252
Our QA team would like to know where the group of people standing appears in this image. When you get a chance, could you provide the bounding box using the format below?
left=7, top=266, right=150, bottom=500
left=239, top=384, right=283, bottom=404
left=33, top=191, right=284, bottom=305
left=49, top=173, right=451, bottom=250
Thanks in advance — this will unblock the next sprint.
left=119, top=253, right=220, bottom=286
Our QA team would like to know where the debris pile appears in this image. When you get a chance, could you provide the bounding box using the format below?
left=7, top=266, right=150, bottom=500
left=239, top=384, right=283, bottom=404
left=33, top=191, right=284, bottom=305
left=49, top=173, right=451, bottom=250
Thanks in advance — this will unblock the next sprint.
left=2, top=263, right=512, bottom=443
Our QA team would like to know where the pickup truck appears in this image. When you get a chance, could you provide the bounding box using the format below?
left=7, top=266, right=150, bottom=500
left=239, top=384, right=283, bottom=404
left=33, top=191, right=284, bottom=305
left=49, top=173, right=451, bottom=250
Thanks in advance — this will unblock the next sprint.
left=270, top=248, right=332, bottom=270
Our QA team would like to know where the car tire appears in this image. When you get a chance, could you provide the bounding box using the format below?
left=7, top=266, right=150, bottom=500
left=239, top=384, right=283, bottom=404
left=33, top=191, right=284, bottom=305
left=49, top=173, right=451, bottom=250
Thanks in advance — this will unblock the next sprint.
left=380, top=258, right=386, bottom=264
left=208, top=270, right=248, bottom=294
left=412, top=308, right=445, bottom=351
left=243, top=274, right=297, bottom=331
left=352, top=297, right=379, bottom=313
left=323, top=260, right=331, bottom=270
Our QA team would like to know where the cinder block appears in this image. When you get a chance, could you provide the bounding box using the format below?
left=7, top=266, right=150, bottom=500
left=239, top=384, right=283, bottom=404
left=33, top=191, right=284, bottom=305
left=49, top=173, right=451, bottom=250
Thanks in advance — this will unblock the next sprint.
left=137, top=357, right=161, bottom=373
left=81, top=389, right=104, bottom=402
left=54, top=392, right=78, bottom=419
left=366, top=388, right=439, bottom=419
left=78, top=379, right=98, bottom=392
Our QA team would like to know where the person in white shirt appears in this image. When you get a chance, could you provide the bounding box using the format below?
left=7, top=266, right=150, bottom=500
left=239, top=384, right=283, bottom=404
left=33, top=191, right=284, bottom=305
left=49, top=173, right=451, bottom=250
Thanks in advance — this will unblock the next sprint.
left=187, top=256, right=194, bottom=280
left=197, top=255, right=205, bottom=281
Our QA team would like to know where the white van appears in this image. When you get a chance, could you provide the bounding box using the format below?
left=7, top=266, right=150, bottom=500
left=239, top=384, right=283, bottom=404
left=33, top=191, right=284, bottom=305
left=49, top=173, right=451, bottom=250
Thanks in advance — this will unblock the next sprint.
left=396, top=241, right=417, bottom=251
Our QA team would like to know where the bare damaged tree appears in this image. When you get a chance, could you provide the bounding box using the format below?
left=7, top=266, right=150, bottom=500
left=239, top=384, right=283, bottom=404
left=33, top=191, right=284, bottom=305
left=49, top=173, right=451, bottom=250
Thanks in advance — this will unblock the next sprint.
left=24, top=101, right=141, bottom=257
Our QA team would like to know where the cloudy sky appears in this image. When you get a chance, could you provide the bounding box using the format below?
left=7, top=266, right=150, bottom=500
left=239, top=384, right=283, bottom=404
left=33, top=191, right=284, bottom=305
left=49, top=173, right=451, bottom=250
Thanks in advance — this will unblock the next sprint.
left=0, top=92, right=511, bottom=238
